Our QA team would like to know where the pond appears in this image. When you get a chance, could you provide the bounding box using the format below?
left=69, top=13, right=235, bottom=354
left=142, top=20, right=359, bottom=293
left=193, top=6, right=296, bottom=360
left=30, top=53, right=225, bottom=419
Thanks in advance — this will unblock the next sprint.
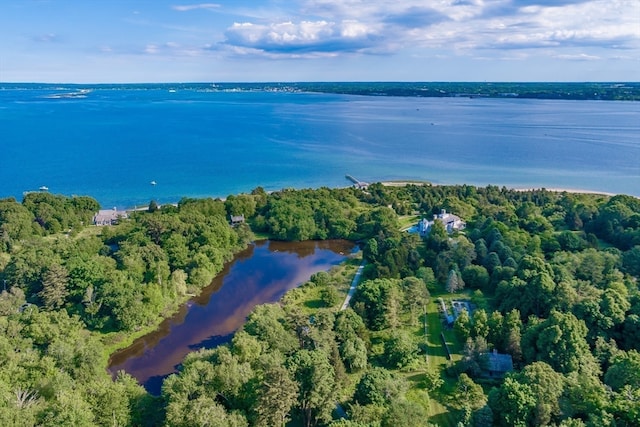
left=107, top=239, right=356, bottom=395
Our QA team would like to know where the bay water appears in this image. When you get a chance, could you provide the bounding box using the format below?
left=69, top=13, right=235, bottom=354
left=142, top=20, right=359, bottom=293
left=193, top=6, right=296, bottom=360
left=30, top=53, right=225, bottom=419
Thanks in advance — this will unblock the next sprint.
left=1, top=84, right=639, bottom=208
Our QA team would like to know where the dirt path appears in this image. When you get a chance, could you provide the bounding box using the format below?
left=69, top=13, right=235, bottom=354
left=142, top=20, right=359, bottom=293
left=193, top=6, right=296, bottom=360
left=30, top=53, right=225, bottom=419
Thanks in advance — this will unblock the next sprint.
left=340, top=261, right=366, bottom=311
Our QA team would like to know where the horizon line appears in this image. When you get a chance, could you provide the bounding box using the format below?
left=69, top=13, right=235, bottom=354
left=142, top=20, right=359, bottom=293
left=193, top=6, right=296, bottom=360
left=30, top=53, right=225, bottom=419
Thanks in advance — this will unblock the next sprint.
left=2, top=80, right=639, bottom=85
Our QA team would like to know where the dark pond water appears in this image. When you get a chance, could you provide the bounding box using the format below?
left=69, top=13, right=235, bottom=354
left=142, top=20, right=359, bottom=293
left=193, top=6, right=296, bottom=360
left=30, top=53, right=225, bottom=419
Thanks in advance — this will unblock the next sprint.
left=107, top=239, right=355, bottom=395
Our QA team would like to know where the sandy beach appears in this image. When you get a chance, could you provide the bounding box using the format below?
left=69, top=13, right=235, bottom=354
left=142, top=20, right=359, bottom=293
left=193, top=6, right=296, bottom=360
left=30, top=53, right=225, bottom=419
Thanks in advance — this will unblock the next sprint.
left=379, top=180, right=621, bottom=197
left=511, top=187, right=616, bottom=196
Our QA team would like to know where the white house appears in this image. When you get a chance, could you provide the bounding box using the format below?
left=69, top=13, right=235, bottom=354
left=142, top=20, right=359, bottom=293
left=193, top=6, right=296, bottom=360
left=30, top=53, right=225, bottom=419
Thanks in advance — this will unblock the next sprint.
left=418, top=209, right=466, bottom=236
left=93, top=208, right=128, bottom=226
left=230, top=214, right=245, bottom=226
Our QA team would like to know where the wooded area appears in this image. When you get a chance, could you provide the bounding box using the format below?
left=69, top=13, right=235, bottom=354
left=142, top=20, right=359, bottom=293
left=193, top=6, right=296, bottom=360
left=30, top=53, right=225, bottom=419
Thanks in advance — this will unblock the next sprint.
left=1, top=183, right=639, bottom=426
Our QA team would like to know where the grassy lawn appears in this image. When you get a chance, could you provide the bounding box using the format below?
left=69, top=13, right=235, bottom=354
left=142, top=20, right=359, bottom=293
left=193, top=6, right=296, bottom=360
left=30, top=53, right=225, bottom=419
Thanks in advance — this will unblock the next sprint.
left=41, top=224, right=103, bottom=242
left=251, top=231, right=272, bottom=240
left=74, top=225, right=103, bottom=239
left=282, top=251, right=363, bottom=316
left=398, top=214, right=421, bottom=231
left=421, top=296, right=464, bottom=426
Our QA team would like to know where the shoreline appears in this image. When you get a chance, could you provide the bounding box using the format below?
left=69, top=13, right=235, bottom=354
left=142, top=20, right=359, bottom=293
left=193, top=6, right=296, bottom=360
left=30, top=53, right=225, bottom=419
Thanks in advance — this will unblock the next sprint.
left=25, top=181, right=626, bottom=215
left=119, top=182, right=622, bottom=214
left=378, top=181, right=619, bottom=197
left=511, top=187, right=616, bottom=197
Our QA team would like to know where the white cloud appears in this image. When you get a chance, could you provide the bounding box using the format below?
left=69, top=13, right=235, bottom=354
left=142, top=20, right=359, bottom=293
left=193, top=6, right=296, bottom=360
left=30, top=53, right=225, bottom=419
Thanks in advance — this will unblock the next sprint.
left=34, top=33, right=58, bottom=43
left=56, top=0, right=637, bottom=81
left=340, top=20, right=369, bottom=38
left=142, top=42, right=206, bottom=57
left=172, top=3, right=220, bottom=12
left=395, top=0, right=640, bottom=53
left=145, top=44, right=159, bottom=54
left=224, top=19, right=381, bottom=56
left=554, top=53, right=601, bottom=61
left=218, top=0, right=639, bottom=59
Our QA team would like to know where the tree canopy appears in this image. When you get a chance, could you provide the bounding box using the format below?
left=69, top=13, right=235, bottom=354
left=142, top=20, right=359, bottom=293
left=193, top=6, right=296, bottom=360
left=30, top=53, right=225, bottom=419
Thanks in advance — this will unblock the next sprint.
left=0, top=183, right=639, bottom=426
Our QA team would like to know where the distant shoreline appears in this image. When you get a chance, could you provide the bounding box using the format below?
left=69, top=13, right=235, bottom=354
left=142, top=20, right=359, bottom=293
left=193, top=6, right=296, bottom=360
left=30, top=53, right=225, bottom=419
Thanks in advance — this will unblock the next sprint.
left=2, top=82, right=639, bottom=101
left=5, top=89, right=637, bottom=208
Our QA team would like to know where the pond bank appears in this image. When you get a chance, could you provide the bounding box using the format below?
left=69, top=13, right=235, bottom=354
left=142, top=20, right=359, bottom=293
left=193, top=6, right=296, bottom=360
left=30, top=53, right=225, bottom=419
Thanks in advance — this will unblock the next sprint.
left=108, top=239, right=356, bottom=395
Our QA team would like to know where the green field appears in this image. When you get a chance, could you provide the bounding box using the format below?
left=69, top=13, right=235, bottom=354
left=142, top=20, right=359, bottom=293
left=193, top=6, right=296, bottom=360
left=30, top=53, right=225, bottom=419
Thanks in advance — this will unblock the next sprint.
left=423, top=295, right=465, bottom=426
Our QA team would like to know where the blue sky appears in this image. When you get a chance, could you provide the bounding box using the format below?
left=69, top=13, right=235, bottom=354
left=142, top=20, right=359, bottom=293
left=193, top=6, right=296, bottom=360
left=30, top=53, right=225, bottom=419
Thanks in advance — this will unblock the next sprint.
left=1, top=0, right=638, bottom=82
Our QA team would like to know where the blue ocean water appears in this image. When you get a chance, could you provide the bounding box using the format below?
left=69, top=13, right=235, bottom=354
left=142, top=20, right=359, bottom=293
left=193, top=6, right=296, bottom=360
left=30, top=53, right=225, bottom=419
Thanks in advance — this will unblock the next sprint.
left=1, top=84, right=639, bottom=208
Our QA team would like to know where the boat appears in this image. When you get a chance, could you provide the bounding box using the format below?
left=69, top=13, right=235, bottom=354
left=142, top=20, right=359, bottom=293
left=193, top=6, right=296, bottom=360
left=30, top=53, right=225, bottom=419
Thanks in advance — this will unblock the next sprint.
left=150, top=181, right=157, bottom=186
left=39, top=186, right=49, bottom=191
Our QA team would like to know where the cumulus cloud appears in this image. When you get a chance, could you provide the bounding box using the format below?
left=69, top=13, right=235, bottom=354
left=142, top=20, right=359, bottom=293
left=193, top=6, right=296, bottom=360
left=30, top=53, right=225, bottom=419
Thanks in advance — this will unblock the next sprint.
left=510, top=0, right=593, bottom=6
left=223, top=0, right=640, bottom=56
left=382, top=7, right=451, bottom=29
left=408, top=0, right=639, bottom=52
left=214, top=0, right=640, bottom=60
left=172, top=3, right=220, bottom=12
left=224, top=19, right=382, bottom=55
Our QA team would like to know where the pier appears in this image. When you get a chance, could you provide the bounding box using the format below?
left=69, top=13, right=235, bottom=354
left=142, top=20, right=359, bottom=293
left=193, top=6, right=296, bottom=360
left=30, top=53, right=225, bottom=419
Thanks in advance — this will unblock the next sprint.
left=345, top=174, right=369, bottom=189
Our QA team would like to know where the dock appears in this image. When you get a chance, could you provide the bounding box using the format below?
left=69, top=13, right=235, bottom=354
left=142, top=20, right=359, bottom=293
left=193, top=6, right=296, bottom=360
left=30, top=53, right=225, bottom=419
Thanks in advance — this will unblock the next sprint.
left=345, top=174, right=369, bottom=189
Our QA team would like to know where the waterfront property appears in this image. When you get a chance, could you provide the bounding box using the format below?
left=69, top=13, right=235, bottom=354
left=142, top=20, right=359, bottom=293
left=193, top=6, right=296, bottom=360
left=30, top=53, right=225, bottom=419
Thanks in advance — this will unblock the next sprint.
left=230, top=214, right=245, bottom=226
left=418, top=209, right=466, bottom=236
left=93, top=208, right=128, bottom=226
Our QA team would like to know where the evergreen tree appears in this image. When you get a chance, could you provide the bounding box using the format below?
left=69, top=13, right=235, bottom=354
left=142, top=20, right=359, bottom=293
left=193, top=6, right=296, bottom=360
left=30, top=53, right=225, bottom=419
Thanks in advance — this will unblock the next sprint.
left=39, top=264, right=69, bottom=310
left=447, top=269, right=464, bottom=293
left=254, top=364, right=298, bottom=427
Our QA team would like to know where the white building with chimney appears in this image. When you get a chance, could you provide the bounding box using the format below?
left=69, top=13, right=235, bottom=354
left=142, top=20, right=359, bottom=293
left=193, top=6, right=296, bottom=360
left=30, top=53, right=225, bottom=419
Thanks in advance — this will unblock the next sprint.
left=93, top=208, right=128, bottom=226
left=418, top=209, right=466, bottom=236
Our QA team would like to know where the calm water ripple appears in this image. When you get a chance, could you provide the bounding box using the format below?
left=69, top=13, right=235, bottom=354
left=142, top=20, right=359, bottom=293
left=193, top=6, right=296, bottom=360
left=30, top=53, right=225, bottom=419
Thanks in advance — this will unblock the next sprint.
left=1, top=88, right=638, bottom=206
left=107, top=239, right=355, bottom=395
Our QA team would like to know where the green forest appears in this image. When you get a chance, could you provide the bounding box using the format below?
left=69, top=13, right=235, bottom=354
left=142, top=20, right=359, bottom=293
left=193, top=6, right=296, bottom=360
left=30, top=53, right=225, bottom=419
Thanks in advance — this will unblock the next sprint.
left=1, top=183, right=640, bottom=426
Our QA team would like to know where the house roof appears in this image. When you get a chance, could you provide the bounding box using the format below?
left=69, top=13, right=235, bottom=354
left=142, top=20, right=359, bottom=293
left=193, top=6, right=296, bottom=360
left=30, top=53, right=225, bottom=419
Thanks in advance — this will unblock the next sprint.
left=230, top=214, right=245, bottom=223
left=484, top=351, right=514, bottom=373
left=93, top=209, right=127, bottom=224
left=418, top=209, right=466, bottom=235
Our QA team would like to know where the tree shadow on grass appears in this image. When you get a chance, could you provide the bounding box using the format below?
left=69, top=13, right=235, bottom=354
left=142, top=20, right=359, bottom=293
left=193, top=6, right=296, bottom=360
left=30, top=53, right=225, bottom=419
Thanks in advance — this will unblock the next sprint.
left=429, top=410, right=459, bottom=427
left=304, top=299, right=324, bottom=309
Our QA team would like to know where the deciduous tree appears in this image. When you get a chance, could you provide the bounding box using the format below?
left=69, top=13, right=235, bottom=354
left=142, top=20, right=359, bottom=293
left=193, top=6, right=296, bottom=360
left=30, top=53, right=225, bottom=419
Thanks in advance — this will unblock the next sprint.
left=288, top=349, right=337, bottom=427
